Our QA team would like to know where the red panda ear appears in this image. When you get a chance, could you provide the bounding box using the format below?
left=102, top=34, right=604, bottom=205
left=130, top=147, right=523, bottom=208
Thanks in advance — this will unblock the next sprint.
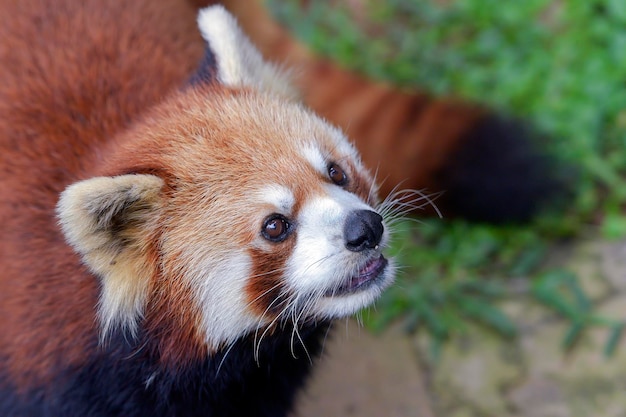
left=56, top=174, right=164, bottom=339
left=194, top=5, right=299, bottom=101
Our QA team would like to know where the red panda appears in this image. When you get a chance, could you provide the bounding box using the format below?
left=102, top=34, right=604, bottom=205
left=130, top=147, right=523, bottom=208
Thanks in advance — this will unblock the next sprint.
left=0, top=1, right=396, bottom=416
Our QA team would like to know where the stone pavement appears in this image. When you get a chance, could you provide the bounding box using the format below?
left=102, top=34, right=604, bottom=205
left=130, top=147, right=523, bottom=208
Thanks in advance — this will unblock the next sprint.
left=293, top=238, right=626, bottom=417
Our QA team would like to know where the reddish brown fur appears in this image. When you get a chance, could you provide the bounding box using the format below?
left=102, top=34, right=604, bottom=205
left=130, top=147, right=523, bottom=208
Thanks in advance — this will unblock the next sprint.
left=346, top=161, right=378, bottom=205
left=0, top=0, right=205, bottom=383
left=144, top=260, right=208, bottom=367
left=247, top=248, right=292, bottom=317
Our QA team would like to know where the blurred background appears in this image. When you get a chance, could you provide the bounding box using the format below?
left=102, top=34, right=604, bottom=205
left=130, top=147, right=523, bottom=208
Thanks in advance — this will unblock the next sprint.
left=245, top=0, right=626, bottom=416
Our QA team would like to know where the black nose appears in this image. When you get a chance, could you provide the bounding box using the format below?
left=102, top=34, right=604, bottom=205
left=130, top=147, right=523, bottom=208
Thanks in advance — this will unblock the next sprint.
left=343, top=210, right=384, bottom=252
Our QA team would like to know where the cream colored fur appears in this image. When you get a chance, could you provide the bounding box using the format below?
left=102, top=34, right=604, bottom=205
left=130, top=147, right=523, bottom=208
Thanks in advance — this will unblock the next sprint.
left=57, top=174, right=164, bottom=338
left=197, top=5, right=299, bottom=100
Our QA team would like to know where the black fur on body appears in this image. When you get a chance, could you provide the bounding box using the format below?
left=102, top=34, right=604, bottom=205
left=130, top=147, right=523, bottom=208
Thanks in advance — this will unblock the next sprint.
left=0, top=323, right=329, bottom=417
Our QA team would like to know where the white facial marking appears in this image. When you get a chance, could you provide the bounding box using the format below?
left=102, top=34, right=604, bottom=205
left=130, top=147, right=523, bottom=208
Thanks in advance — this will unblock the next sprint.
left=301, top=144, right=327, bottom=176
left=280, top=179, right=394, bottom=320
left=186, top=250, right=262, bottom=349
left=258, top=184, right=295, bottom=214
left=314, top=268, right=394, bottom=317
left=329, top=127, right=361, bottom=164
left=286, top=185, right=371, bottom=293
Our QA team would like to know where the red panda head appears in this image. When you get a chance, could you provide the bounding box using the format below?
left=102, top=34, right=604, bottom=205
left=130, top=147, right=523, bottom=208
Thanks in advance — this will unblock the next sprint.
left=56, top=6, right=394, bottom=354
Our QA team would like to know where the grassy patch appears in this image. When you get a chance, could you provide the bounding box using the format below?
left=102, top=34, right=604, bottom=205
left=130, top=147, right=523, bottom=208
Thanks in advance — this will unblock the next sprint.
left=267, top=0, right=626, bottom=354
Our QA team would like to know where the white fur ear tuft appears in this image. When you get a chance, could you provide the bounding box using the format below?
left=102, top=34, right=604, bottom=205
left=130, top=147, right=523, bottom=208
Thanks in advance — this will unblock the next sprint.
left=57, top=174, right=164, bottom=339
left=197, top=5, right=299, bottom=100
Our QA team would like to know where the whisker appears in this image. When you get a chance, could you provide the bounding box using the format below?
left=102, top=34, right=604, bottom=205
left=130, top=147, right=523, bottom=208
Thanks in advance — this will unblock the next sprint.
left=320, top=321, right=334, bottom=357
left=380, top=189, right=439, bottom=214
left=247, top=265, right=289, bottom=280
left=290, top=295, right=314, bottom=363
left=122, top=338, right=150, bottom=360
left=254, top=296, right=295, bottom=363
left=299, top=252, right=341, bottom=278
left=245, top=279, right=287, bottom=311
left=253, top=292, right=291, bottom=361
left=382, top=198, right=434, bottom=219
left=215, top=341, right=237, bottom=377
left=378, top=188, right=443, bottom=222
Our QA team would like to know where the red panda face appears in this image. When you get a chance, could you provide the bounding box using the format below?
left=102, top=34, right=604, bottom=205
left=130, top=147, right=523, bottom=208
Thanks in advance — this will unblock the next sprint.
left=58, top=88, right=394, bottom=350
left=56, top=6, right=395, bottom=353
left=149, top=89, right=394, bottom=348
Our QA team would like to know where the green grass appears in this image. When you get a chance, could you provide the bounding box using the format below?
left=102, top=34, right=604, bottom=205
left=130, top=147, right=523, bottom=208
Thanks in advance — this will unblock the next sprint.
left=267, top=0, right=626, bottom=354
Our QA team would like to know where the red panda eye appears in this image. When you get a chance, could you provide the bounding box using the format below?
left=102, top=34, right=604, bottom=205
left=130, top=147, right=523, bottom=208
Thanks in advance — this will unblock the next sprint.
left=262, top=215, right=291, bottom=242
left=328, top=163, right=348, bottom=186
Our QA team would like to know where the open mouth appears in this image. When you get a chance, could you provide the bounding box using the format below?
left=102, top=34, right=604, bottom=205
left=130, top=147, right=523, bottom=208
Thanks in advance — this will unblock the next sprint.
left=325, top=254, right=389, bottom=297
